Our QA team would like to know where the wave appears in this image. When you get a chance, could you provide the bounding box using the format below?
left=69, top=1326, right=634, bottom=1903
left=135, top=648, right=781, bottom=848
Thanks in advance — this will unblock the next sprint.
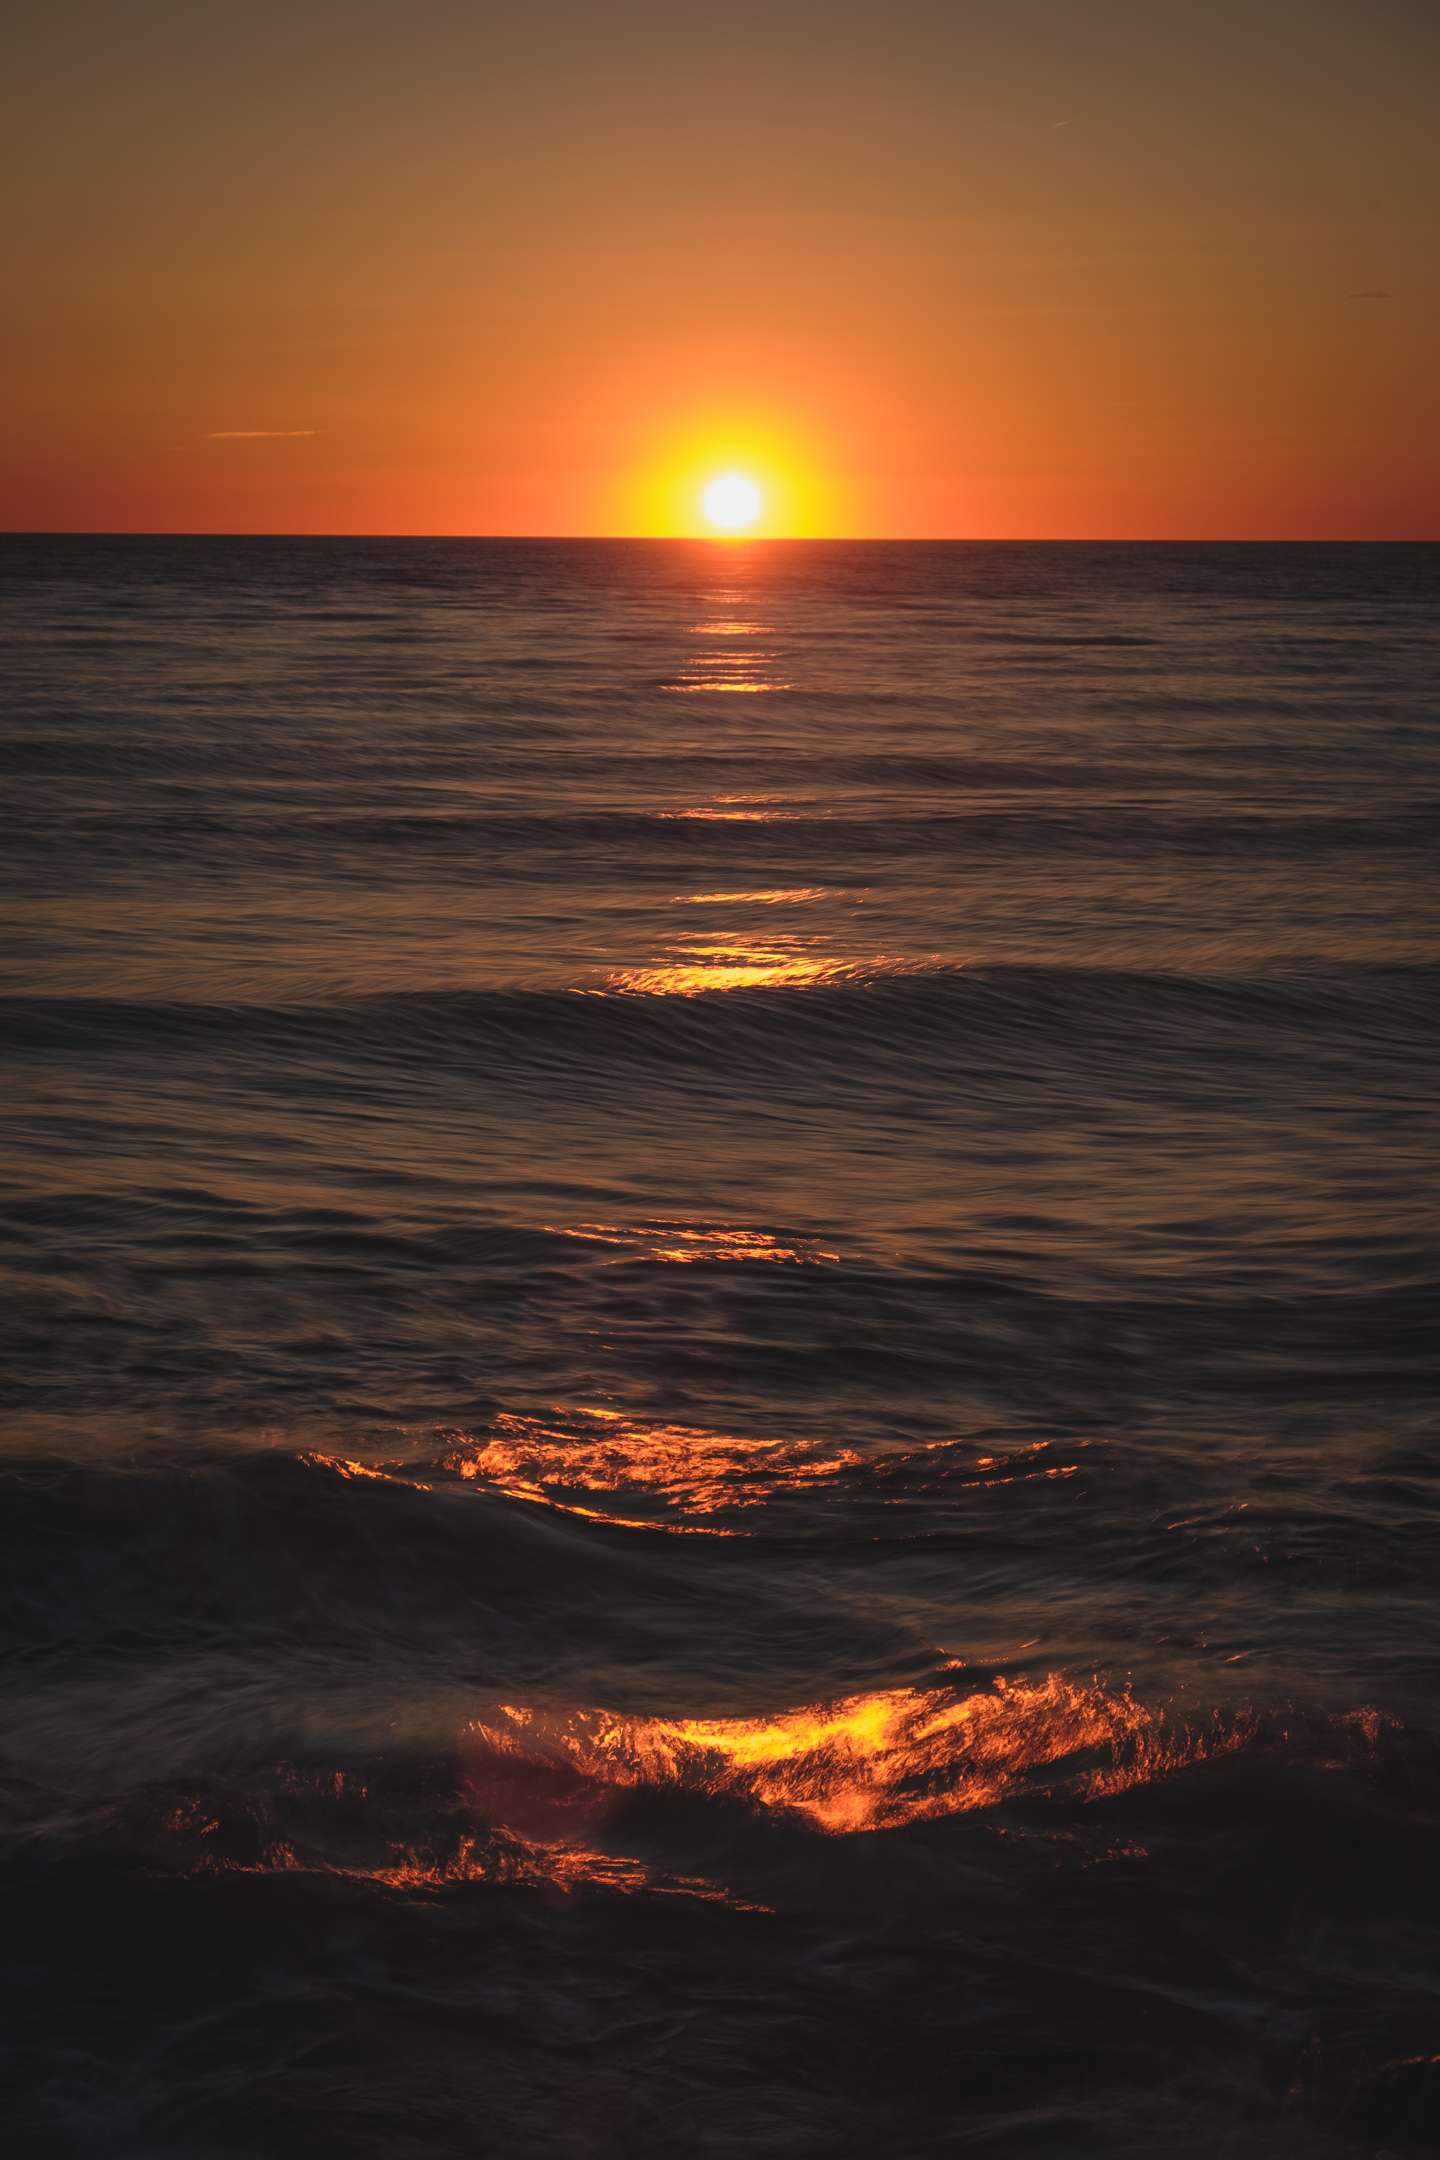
left=5, top=804, right=1437, bottom=905
left=5, top=1426, right=1437, bottom=1705
left=3, top=960, right=1432, bottom=1089
left=8, top=1690, right=1438, bottom=2158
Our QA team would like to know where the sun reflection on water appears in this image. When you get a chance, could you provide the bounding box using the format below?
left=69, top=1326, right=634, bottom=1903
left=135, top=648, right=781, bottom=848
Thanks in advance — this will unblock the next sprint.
left=462, top=1674, right=1252, bottom=1840
left=676, top=887, right=831, bottom=905
left=601, top=916, right=891, bottom=994
left=442, top=1406, right=861, bottom=1519
left=164, top=1671, right=1253, bottom=1912
left=661, top=797, right=798, bottom=821
left=605, top=946, right=861, bottom=994
left=157, top=1670, right=1269, bottom=1912
left=304, top=1423, right=1082, bottom=1537
left=664, top=595, right=789, bottom=693
left=166, top=1791, right=758, bottom=1906
left=545, top=1221, right=841, bottom=1264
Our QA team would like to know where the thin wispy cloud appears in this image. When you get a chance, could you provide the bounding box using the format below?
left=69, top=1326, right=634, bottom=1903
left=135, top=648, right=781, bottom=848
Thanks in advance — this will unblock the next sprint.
left=1348, top=289, right=1390, bottom=301
left=207, top=428, right=319, bottom=440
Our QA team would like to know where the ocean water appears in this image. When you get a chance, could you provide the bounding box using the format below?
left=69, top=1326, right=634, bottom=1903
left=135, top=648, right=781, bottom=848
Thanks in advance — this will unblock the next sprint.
left=2, top=534, right=1438, bottom=2157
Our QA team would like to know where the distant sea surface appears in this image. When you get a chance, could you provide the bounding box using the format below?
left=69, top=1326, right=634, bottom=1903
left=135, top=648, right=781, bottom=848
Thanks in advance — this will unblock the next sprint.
left=3, top=536, right=1438, bottom=2157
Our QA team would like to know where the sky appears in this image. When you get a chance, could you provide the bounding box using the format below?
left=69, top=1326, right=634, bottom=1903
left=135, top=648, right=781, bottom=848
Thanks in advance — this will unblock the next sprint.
left=3, top=0, right=1437, bottom=537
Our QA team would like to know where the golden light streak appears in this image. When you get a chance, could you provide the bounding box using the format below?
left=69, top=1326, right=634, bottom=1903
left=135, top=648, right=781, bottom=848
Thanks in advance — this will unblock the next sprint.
left=544, top=1221, right=840, bottom=1264
left=462, top=1675, right=1256, bottom=1839
left=441, top=1406, right=860, bottom=1520
left=676, top=889, right=831, bottom=904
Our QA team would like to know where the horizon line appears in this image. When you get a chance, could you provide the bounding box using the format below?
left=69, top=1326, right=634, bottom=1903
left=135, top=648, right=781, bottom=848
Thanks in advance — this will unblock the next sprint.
left=3, top=529, right=1435, bottom=546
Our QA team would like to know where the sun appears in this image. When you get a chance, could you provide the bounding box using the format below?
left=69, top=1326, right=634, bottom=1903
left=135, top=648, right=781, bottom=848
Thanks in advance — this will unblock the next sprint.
left=701, top=471, right=763, bottom=532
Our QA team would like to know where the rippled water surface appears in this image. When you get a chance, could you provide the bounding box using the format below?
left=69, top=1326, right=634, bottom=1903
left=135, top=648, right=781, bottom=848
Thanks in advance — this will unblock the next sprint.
left=3, top=537, right=1438, bottom=2156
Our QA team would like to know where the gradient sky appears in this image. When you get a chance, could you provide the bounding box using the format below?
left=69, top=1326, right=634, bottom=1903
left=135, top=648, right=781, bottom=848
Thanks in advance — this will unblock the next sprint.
left=4, top=0, right=1437, bottom=536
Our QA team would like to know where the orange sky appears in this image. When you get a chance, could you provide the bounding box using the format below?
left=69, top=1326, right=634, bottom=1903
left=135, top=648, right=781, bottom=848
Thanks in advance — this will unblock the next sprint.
left=3, top=0, right=1437, bottom=537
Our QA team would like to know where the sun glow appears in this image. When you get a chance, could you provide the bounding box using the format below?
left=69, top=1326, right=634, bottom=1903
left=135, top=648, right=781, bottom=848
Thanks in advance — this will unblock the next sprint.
left=616, top=413, right=838, bottom=535
left=702, top=471, right=763, bottom=532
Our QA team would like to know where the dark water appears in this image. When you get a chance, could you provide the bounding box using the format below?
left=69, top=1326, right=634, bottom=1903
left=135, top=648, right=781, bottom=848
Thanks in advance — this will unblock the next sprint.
left=3, top=535, right=1438, bottom=2156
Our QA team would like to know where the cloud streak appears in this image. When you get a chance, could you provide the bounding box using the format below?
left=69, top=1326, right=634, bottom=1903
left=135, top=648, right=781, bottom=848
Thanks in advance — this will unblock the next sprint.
left=207, top=428, right=318, bottom=440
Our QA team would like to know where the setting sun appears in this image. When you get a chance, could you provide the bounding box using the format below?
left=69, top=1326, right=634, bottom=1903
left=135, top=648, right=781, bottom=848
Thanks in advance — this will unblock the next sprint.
left=702, top=472, right=763, bottom=533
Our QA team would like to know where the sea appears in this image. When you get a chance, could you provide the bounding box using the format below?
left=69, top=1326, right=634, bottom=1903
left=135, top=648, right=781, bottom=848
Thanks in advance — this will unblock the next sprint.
left=2, top=535, right=1438, bottom=2157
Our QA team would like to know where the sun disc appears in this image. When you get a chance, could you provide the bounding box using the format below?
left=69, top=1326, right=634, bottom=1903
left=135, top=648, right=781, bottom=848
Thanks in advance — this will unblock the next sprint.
left=702, top=472, right=763, bottom=532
